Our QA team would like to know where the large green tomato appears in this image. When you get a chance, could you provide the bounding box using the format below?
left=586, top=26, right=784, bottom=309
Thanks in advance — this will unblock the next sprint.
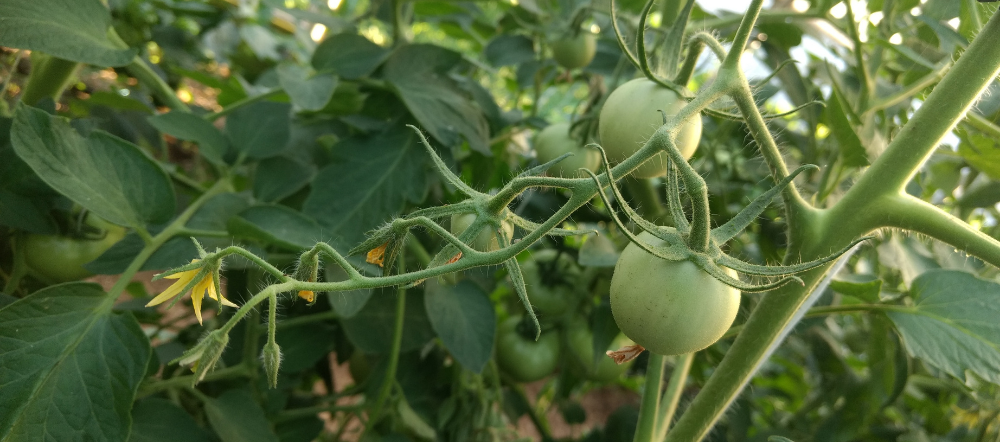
left=598, top=78, right=702, bottom=178
left=521, top=249, right=583, bottom=316
left=565, top=320, right=634, bottom=382
left=23, top=214, right=127, bottom=282
left=495, top=316, right=561, bottom=383
left=551, top=32, right=597, bottom=70
left=450, top=213, right=514, bottom=252
left=534, top=122, right=601, bottom=178
left=610, top=232, right=739, bottom=355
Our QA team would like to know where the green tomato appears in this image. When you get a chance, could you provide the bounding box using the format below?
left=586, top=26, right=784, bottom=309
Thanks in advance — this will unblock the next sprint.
left=521, top=249, right=583, bottom=315
left=551, top=32, right=597, bottom=70
left=534, top=122, right=601, bottom=178
left=23, top=214, right=127, bottom=283
left=598, top=78, right=702, bottom=178
left=450, top=213, right=514, bottom=252
left=565, top=320, right=634, bottom=382
left=495, top=316, right=561, bottom=383
left=610, top=231, right=739, bottom=356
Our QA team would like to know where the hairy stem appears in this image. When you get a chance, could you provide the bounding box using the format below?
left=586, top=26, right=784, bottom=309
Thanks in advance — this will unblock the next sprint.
left=634, top=353, right=666, bottom=442
left=125, top=56, right=190, bottom=112
left=20, top=55, right=78, bottom=106
left=657, top=353, right=693, bottom=440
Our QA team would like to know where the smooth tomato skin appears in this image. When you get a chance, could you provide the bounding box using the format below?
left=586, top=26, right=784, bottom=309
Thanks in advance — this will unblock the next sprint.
left=610, top=232, right=740, bottom=355
left=565, top=321, right=634, bottom=382
left=495, top=316, right=561, bottom=383
left=551, top=32, right=597, bottom=69
left=598, top=78, right=702, bottom=178
left=23, top=217, right=127, bottom=282
left=534, top=123, right=601, bottom=178
left=450, top=214, right=514, bottom=252
left=521, top=249, right=582, bottom=315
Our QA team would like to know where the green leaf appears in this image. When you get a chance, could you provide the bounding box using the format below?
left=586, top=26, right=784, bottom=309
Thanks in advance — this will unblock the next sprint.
left=11, top=103, right=176, bottom=227
left=311, top=33, right=389, bottom=79
left=340, top=289, right=436, bottom=354
left=825, top=87, right=869, bottom=168
left=253, top=156, right=317, bottom=203
left=876, top=235, right=939, bottom=286
left=276, top=63, right=338, bottom=112
left=397, top=396, right=437, bottom=441
left=886, top=269, right=1000, bottom=384
left=303, top=127, right=429, bottom=249
left=484, top=34, right=536, bottom=66
left=204, top=389, right=279, bottom=442
left=275, top=323, right=337, bottom=373
left=590, top=300, right=621, bottom=366
left=0, top=0, right=137, bottom=66
left=957, top=126, right=1000, bottom=180
left=225, top=101, right=291, bottom=159
left=129, top=398, right=213, bottom=442
left=326, top=263, right=374, bottom=318
left=424, top=279, right=496, bottom=373
left=383, top=44, right=490, bottom=154
left=148, top=111, right=228, bottom=165
left=0, top=283, right=151, bottom=441
left=228, top=204, right=325, bottom=251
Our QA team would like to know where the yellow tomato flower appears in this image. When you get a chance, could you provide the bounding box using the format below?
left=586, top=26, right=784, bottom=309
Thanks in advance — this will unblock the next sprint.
left=147, top=260, right=238, bottom=324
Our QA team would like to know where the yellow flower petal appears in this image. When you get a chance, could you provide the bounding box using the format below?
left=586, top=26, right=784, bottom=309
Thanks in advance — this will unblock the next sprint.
left=297, top=290, right=315, bottom=302
left=218, top=295, right=239, bottom=308
left=192, top=278, right=206, bottom=325
left=146, top=278, right=189, bottom=307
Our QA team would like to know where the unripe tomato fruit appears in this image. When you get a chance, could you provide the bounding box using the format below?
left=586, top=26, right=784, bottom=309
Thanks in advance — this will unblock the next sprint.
left=23, top=214, right=127, bottom=283
left=496, top=316, right=561, bottom=383
left=551, top=32, right=597, bottom=70
left=598, top=78, right=702, bottom=178
left=610, top=232, right=739, bottom=355
left=565, top=320, right=634, bottom=382
left=521, top=249, right=582, bottom=315
left=534, top=123, right=601, bottom=178
left=450, top=214, right=514, bottom=252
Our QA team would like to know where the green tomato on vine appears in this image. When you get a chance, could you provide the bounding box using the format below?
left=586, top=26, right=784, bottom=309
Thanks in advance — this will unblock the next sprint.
left=23, top=213, right=127, bottom=283
left=598, top=78, right=702, bottom=178
left=565, top=320, right=634, bottom=382
left=495, top=316, right=561, bottom=383
left=550, top=32, right=597, bottom=70
left=450, top=213, right=514, bottom=252
left=534, top=122, right=601, bottom=178
left=521, top=249, right=584, bottom=316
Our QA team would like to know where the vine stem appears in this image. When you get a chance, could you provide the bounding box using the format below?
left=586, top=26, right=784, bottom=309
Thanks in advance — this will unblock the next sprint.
left=20, top=55, right=79, bottom=106
left=656, top=353, right=693, bottom=440
left=125, top=56, right=190, bottom=112
left=634, top=353, right=666, bottom=442
left=367, top=252, right=407, bottom=427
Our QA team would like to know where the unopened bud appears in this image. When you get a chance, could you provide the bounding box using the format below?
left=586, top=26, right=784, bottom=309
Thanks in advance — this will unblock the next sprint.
left=261, top=341, right=282, bottom=388
left=175, top=329, right=230, bottom=384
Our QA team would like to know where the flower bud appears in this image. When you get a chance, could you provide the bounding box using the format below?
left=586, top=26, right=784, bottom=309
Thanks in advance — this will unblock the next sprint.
left=261, top=341, right=282, bottom=388
left=175, top=329, right=229, bottom=384
left=294, top=252, right=320, bottom=303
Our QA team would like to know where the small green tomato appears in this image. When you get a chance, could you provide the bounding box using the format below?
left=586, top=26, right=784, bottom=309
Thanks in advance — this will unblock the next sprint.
left=23, top=214, right=127, bottom=283
left=534, top=122, right=601, bottom=178
left=551, top=32, right=597, bottom=70
left=610, top=231, right=740, bottom=355
left=565, top=320, right=634, bottom=382
left=495, top=316, right=561, bottom=382
left=450, top=213, right=514, bottom=252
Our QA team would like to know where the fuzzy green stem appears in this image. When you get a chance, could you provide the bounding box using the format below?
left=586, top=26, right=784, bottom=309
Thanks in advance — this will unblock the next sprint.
left=137, top=364, right=249, bottom=397
left=673, top=40, right=704, bottom=86
left=205, top=89, right=282, bottom=121
left=656, top=353, right=693, bottom=440
left=634, top=353, right=666, bottom=442
left=368, top=252, right=407, bottom=426
left=866, top=62, right=949, bottom=114
left=20, top=55, right=79, bottom=106
left=125, top=56, right=190, bottom=112
left=721, top=0, right=763, bottom=69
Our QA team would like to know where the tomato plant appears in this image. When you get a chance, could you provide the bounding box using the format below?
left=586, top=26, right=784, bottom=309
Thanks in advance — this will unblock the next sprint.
left=3, top=0, right=1000, bottom=441
left=495, top=316, right=561, bottom=383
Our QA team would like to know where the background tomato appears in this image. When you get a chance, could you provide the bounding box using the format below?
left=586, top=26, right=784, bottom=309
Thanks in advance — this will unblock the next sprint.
left=23, top=213, right=126, bottom=283
left=521, top=248, right=583, bottom=316
left=565, top=320, right=633, bottom=382
left=495, top=316, right=561, bottom=383
left=450, top=213, right=514, bottom=252
left=534, top=122, right=601, bottom=178
left=598, top=78, right=702, bottom=178
left=550, top=32, right=597, bottom=70
left=610, top=232, right=739, bottom=355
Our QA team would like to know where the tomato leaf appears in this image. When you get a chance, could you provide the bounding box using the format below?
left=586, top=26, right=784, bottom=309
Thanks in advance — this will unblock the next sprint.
left=0, top=283, right=151, bottom=442
left=204, top=389, right=279, bottom=442
left=424, top=279, right=496, bottom=373
left=276, top=63, right=338, bottom=111
left=303, top=127, right=429, bottom=249
left=383, top=44, right=491, bottom=154
left=484, top=34, right=536, bottom=66
left=311, top=33, right=389, bottom=79
left=129, top=398, right=213, bottom=442
left=325, top=263, right=375, bottom=318
left=340, top=289, right=436, bottom=354
left=148, top=111, right=228, bottom=165
left=228, top=204, right=326, bottom=251
left=225, top=101, right=291, bottom=159
left=825, top=87, right=869, bottom=168
left=252, top=156, right=316, bottom=203
left=11, top=103, right=176, bottom=227
left=0, top=0, right=137, bottom=67
left=886, top=269, right=1000, bottom=385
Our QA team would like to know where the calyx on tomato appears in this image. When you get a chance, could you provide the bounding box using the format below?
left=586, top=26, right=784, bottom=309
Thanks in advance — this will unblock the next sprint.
left=23, top=212, right=127, bottom=283
left=534, top=122, right=601, bottom=178
left=598, top=78, right=702, bottom=179
left=495, top=316, right=561, bottom=383
left=583, top=136, right=869, bottom=356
